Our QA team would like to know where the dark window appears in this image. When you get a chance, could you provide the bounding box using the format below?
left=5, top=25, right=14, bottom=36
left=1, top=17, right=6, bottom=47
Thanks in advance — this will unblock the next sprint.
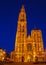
left=22, top=44, right=24, bottom=52
left=35, top=56, right=38, bottom=62
left=27, top=44, right=32, bottom=51
left=35, top=44, right=36, bottom=47
left=20, top=18, right=24, bottom=21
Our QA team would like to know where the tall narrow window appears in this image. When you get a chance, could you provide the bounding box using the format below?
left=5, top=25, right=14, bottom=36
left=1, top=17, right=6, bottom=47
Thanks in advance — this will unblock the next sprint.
left=22, top=26, right=24, bottom=32
left=27, top=44, right=32, bottom=51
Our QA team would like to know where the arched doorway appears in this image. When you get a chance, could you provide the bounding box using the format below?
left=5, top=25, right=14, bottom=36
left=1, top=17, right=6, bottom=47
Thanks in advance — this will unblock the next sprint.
left=35, top=56, right=38, bottom=62
left=22, top=56, right=24, bottom=62
left=27, top=55, right=32, bottom=62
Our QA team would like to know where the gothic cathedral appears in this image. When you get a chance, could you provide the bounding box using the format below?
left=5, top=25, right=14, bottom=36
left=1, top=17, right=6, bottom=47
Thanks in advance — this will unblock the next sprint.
left=10, top=5, right=44, bottom=62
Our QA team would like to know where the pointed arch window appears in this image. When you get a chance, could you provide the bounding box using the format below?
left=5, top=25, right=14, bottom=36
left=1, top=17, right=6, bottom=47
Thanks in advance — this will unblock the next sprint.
left=27, top=44, right=32, bottom=51
left=22, top=26, right=24, bottom=32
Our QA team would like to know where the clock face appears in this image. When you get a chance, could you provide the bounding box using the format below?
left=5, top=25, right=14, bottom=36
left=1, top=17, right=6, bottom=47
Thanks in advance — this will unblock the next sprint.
left=27, top=43, right=32, bottom=51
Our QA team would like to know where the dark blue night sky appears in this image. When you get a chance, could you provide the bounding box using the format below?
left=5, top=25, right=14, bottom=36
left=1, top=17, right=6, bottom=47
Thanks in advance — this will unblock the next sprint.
left=0, top=0, right=46, bottom=53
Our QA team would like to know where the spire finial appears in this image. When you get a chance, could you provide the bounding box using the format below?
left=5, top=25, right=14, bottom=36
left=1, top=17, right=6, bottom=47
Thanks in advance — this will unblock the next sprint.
left=21, top=5, right=25, bottom=12
left=22, top=5, right=24, bottom=9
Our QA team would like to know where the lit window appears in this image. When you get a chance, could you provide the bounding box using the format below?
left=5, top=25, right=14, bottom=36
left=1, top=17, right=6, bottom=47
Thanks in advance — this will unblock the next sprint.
left=22, top=26, right=24, bottom=32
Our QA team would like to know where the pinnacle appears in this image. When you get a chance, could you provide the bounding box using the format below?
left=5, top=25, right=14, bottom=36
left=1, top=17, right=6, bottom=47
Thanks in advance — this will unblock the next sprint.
left=21, top=5, right=25, bottom=12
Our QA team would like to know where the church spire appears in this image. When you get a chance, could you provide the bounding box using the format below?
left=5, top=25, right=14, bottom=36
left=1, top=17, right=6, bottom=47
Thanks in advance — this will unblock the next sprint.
left=15, top=5, right=27, bottom=52
left=18, top=5, right=26, bottom=22
left=20, top=5, right=25, bottom=12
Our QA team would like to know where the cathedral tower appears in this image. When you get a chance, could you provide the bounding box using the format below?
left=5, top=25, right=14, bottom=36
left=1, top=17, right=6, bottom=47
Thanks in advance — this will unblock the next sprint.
left=14, top=5, right=27, bottom=62
left=31, top=30, right=44, bottom=62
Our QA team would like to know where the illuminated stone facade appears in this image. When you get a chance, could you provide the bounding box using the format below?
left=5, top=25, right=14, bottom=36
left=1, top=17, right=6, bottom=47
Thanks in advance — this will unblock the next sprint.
left=10, top=5, right=44, bottom=62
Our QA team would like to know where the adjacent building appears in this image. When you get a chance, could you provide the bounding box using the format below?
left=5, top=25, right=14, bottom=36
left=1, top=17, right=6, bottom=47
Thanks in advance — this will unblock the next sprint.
left=0, top=48, right=6, bottom=61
